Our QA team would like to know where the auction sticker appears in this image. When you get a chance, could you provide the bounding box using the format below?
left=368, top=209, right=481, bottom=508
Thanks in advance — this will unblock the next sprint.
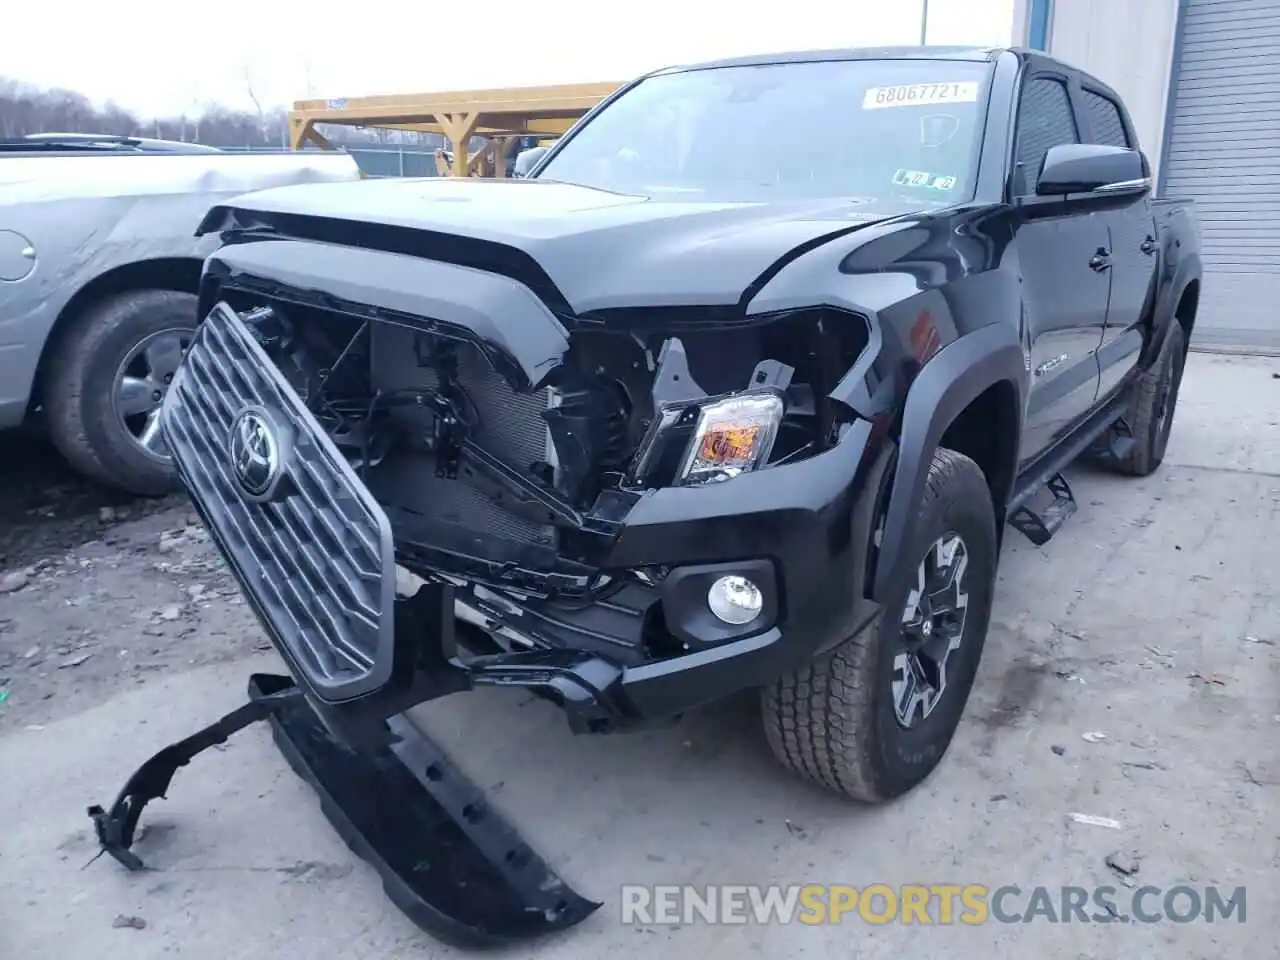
left=863, top=82, right=979, bottom=109
left=893, top=169, right=959, bottom=190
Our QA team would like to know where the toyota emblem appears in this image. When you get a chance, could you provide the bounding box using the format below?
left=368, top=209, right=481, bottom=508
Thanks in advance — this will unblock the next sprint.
left=228, top=407, right=283, bottom=500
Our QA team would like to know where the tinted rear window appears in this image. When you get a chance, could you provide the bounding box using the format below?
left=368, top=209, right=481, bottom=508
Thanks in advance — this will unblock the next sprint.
left=1082, top=89, right=1130, bottom=148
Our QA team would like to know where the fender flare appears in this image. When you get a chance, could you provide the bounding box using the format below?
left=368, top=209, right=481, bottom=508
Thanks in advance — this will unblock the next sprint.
left=1143, top=253, right=1202, bottom=368
left=871, top=322, right=1026, bottom=603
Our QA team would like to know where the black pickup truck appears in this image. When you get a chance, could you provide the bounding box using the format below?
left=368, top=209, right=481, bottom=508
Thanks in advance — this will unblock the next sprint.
left=92, top=45, right=1201, bottom=946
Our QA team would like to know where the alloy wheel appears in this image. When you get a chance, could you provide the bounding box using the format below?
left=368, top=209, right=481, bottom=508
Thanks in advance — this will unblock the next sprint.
left=891, top=532, right=970, bottom=728
left=112, top=328, right=192, bottom=461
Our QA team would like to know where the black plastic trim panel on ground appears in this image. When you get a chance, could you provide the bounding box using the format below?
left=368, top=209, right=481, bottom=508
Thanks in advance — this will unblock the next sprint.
left=248, top=674, right=601, bottom=948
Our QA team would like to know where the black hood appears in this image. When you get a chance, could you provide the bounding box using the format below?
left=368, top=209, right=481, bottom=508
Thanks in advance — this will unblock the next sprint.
left=206, top=176, right=920, bottom=316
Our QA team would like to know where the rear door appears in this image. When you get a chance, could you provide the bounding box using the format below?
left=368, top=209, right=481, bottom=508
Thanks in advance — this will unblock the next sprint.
left=1011, top=70, right=1109, bottom=464
left=1076, top=84, right=1158, bottom=403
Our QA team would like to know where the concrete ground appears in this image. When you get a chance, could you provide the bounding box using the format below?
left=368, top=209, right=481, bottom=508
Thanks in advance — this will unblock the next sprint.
left=1, top=352, right=1277, bottom=959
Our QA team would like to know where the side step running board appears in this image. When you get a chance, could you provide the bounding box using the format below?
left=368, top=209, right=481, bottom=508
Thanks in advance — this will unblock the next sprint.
left=1089, top=415, right=1136, bottom=465
left=1005, top=391, right=1132, bottom=547
left=1008, top=472, right=1077, bottom=546
left=88, top=673, right=601, bottom=948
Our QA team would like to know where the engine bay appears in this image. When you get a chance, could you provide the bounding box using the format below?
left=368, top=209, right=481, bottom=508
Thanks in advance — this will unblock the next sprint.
left=220, top=291, right=868, bottom=596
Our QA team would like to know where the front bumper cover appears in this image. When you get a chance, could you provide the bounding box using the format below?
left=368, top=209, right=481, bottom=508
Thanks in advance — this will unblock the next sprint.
left=89, top=673, right=601, bottom=948
left=173, top=407, right=878, bottom=747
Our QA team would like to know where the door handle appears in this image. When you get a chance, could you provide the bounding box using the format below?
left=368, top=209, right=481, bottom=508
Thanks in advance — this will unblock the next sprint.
left=1140, top=236, right=1157, bottom=255
left=1089, top=253, right=1111, bottom=272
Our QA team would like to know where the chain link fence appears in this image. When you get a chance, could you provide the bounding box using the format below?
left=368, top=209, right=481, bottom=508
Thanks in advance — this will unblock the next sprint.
left=347, top=146, right=440, bottom=177
left=222, top=144, right=440, bottom=178
left=223, top=138, right=539, bottom=178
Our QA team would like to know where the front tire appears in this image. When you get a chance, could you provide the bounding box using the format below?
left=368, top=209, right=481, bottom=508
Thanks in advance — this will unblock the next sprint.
left=762, top=448, right=998, bottom=802
left=43, top=290, right=198, bottom=496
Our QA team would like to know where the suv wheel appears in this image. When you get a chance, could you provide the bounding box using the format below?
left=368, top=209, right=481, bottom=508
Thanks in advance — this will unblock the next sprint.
left=762, top=447, right=998, bottom=802
left=1113, top=322, right=1186, bottom=477
left=44, top=289, right=197, bottom=496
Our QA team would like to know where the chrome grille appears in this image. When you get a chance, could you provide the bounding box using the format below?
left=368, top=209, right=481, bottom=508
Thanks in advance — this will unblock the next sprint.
left=160, top=302, right=396, bottom=700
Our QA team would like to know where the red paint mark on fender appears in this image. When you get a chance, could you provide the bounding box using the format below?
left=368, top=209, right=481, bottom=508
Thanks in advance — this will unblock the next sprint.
left=909, top=310, right=941, bottom=363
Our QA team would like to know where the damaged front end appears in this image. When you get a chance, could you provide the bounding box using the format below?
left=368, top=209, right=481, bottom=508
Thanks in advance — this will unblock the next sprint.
left=164, top=238, right=869, bottom=736
left=89, top=234, right=874, bottom=945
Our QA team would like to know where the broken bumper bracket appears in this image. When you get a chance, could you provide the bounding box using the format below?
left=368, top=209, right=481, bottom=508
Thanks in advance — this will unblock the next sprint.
left=88, top=674, right=303, bottom=871
left=88, top=672, right=602, bottom=948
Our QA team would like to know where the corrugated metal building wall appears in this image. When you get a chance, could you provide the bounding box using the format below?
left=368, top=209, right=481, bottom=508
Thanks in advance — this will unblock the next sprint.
left=1161, top=0, right=1280, bottom=350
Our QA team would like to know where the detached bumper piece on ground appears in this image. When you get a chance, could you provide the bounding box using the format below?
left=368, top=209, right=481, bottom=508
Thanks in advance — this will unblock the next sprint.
left=88, top=671, right=601, bottom=948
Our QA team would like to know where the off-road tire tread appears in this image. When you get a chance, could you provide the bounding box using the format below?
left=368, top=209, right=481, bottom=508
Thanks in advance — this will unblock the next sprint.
left=761, top=447, right=992, bottom=803
left=43, top=289, right=196, bottom=495
left=1115, top=322, right=1185, bottom=477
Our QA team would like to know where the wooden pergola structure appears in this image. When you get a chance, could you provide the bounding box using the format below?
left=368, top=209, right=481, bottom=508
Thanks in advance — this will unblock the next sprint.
left=288, top=81, right=624, bottom=177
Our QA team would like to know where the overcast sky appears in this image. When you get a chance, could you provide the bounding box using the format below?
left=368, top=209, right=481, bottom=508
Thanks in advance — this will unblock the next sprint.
left=4, top=0, right=1014, bottom=118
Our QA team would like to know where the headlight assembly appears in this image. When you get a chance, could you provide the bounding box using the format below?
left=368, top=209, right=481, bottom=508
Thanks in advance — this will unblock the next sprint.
left=626, top=388, right=785, bottom=490
left=675, top=392, right=783, bottom=486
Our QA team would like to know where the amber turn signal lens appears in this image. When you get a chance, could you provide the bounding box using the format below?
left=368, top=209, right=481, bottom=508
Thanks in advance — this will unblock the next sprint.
left=676, top=390, right=784, bottom=486
left=698, top=425, right=760, bottom=464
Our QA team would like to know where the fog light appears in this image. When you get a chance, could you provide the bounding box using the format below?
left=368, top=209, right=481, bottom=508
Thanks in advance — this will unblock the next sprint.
left=707, top=575, right=763, bottom=625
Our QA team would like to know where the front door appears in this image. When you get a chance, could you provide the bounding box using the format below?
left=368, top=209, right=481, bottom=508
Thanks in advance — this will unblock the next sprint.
left=1016, top=212, right=1111, bottom=463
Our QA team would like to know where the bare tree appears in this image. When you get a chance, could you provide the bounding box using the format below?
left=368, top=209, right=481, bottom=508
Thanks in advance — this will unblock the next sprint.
left=300, top=56, right=318, bottom=99
left=239, top=57, right=272, bottom=145
left=186, top=88, right=207, bottom=142
left=0, top=75, right=266, bottom=147
left=0, top=74, right=442, bottom=154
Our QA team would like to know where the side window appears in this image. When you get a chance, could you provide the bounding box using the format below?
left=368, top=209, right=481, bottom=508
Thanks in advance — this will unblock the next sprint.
left=1013, top=77, right=1079, bottom=196
left=1082, top=89, right=1131, bottom=148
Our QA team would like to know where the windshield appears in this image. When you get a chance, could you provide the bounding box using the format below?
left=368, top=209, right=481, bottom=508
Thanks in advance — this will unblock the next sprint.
left=537, top=59, right=992, bottom=204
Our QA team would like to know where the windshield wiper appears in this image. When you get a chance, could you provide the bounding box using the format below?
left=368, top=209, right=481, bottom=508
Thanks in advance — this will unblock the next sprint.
left=0, top=135, right=143, bottom=153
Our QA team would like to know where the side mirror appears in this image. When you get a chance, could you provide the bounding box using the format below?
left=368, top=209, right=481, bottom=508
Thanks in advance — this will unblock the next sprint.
left=513, top=146, right=551, bottom=178
left=1036, top=143, right=1149, bottom=197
